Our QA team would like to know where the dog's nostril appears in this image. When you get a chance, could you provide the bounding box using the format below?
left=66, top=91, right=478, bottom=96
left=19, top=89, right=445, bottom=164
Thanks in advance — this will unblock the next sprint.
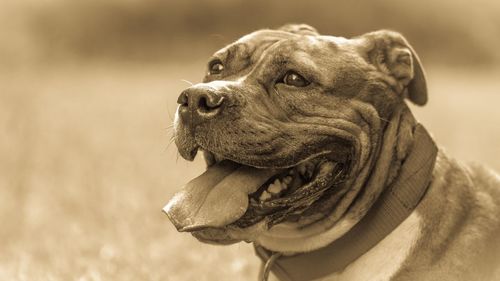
left=198, top=94, right=224, bottom=110
left=198, top=96, right=210, bottom=112
left=177, top=91, right=189, bottom=106
left=198, top=93, right=224, bottom=113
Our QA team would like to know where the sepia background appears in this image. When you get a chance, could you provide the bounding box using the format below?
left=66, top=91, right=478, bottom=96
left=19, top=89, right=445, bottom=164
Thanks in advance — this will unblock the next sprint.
left=1, top=0, right=499, bottom=280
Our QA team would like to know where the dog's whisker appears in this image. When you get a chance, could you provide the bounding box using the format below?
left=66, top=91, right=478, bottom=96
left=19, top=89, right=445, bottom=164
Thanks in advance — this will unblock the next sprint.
left=209, top=33, right=226, bottom=40
left=165, top=123, right=175, bottom=131
left=377, top=116, right=391, bottom=123
left=165, top=100, right=176, bottom=123
left=166, top=137, right=176, bottom=149
left=181, top=79, right=194, bottom=86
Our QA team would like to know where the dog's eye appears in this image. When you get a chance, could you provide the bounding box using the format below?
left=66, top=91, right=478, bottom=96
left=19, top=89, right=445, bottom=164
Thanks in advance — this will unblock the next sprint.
left=282, top=71, right=310, bottom=87
left=208, top=59, right=224, bottom=75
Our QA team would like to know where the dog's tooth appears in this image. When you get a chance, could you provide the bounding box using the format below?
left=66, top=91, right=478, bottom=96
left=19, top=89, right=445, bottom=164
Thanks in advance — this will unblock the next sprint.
left=268, top=179, right=283, bottom=193
left=268, top=182, right=283, bottom=194
left=283, top=176, right=292, bottom=185
left=260, top=191, right=271, bottom=201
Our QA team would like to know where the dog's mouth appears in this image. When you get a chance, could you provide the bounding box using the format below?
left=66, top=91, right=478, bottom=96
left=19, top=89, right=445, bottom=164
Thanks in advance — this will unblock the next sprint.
left=232, top=157, right=345, bottom=229
left=164, top=153, right=347, bottom=233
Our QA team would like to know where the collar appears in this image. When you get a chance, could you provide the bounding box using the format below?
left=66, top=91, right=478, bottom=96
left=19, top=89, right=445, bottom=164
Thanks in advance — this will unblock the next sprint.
left=254, top=124, right=438, bottom=281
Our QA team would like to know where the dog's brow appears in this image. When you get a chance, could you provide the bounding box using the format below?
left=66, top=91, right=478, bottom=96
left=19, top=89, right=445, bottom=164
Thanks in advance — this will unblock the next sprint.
left=214, top=43, right=246, bottom=63
left=226, top=44, right=244, bottom=61
left=292, top=51, right=317, bottom=68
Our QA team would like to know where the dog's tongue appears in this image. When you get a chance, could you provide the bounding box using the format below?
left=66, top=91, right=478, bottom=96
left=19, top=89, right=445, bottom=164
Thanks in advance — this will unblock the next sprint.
left=163, top=161, right=278, bottom=232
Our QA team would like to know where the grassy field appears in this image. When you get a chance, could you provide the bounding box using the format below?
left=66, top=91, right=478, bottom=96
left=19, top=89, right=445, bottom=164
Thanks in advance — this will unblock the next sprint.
left=0, top=63, right=499, bottom=281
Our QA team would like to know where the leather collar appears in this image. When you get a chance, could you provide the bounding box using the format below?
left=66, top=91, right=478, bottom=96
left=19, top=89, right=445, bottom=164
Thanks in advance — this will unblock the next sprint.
left=254, top=124, right=438, bottom=281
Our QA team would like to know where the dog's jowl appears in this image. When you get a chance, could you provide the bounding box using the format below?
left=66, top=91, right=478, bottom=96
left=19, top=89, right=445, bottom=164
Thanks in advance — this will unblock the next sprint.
left=163, top=24, right=500, bottom=281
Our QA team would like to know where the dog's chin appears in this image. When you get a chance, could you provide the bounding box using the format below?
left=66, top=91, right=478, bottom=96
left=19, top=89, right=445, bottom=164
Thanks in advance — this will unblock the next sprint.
left=190, top=228, right=241, bottom=245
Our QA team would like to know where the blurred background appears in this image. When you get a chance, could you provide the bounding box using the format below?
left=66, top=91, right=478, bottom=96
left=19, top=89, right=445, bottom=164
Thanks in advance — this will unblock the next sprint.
left=1, top=0, right=499, bottom=280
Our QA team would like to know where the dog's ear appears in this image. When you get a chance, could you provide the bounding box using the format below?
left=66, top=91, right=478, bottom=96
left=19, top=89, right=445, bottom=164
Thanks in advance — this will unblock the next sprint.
left=356, top=30, right=427, bottom=106
left=278, top=23, right=319, bottom=36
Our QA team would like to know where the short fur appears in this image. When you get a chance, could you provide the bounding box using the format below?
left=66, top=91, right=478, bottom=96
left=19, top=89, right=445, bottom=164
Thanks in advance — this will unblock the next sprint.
left=167, top=24, right=500, bottom=280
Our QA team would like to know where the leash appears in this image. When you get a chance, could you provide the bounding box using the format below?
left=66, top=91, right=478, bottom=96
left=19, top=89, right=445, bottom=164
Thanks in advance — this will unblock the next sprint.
left=254, top=124, right=438, bottom=281
left=259, top=252, right=283, bottom=281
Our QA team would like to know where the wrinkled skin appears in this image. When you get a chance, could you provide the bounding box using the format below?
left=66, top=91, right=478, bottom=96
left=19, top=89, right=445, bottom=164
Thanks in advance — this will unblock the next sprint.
left=165, top=25, right=500, bottom=280
left=176, top=28, right=403, bottom=167
left=170, top=24, right=428, bottom=252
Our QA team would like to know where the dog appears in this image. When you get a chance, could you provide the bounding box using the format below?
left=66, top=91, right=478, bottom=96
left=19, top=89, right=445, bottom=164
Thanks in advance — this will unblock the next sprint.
left=163, top=24, right=500, bottom=281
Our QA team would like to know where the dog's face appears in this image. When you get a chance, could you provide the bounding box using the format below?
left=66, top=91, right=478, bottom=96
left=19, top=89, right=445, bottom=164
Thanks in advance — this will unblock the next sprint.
left=165, top=24, right=427, bottom=252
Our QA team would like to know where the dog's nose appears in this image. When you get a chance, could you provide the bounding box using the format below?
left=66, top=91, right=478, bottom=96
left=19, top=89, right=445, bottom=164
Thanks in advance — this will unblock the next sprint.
left=177, top=87, right=225, bottom=125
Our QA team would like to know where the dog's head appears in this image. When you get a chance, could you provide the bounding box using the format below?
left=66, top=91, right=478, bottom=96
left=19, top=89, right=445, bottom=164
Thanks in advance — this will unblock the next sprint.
left=164, top=24, right=427, bottom=252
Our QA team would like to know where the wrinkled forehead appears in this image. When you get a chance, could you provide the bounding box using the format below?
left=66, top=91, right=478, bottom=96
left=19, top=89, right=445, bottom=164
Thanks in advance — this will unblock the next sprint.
left=213, top=29, right=351, bottom=62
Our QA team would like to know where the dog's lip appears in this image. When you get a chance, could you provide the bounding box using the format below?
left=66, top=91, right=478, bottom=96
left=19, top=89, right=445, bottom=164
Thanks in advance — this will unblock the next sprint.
left=206, top=149, right=346, bottom=169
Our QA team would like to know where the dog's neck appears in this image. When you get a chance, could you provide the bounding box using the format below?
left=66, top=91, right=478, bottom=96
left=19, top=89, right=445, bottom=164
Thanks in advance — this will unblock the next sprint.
left=255, top=103, right=437, bottom=281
